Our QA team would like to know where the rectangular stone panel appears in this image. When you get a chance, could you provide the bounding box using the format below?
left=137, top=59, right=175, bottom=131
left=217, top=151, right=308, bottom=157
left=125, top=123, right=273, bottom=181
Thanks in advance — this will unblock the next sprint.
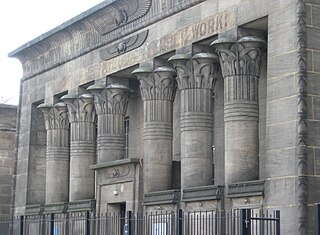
left=262, top=148, right=296, bottom=178
left=265, top=121, right=296, bottom=150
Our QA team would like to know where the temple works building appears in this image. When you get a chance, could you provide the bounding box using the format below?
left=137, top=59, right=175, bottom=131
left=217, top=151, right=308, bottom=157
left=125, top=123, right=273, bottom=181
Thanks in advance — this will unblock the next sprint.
left=6, top=0, right=320, bottom=234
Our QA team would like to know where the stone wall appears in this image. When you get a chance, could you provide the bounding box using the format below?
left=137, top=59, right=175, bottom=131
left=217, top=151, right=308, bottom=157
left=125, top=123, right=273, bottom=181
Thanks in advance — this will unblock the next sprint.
left=0, top=104, right=16, bottom=217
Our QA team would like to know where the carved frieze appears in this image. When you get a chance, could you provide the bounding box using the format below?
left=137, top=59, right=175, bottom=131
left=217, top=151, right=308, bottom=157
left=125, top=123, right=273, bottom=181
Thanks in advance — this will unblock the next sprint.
left=97, top=165, right=131, bottom=183
left=100, top=30, right=149, bottom=61
left=61, top=93, right=96, bottom=123
left=87, top=83, right=132, bottom=116
left=37, top=103, right=69, bottom=130
left=87, top=0, right=151, bottom=35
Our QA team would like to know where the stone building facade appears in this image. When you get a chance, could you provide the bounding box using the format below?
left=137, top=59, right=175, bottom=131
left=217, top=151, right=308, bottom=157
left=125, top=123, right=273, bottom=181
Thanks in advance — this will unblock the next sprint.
left=8, top=0, right=320, bottom=234
left=0, top=104, right=17, bottom=218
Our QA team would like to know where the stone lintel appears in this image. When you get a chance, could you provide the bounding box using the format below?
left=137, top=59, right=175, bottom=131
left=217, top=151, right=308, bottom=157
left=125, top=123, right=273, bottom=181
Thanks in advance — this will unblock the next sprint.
left=43, top=202, right=69, bottom=214
left=143, top=190, right=181, bottom=206
left=182, top=185, right=224, bottom=202
left=227, top=180, right=265, bottom=198
left=68, top=199, right=96, bottom=212
left=90, top=158, right=141, bottom=170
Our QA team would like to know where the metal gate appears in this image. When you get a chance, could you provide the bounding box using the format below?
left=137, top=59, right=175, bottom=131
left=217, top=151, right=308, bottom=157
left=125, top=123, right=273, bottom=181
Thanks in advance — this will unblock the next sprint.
left=240, top=209, right=280, bottom=235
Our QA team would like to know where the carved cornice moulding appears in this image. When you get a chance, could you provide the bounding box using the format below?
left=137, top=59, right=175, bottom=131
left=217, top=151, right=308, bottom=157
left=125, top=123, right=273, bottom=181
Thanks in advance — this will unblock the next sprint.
left=9, top=0, right=206, bottom=80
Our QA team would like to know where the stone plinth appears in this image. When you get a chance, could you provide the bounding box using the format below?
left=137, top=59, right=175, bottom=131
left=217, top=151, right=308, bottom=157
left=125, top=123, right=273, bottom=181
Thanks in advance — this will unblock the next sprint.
left=169, top=53, right=219, bottom=189
left=87, top=83, right=132, bottom=163
left=61, top=93, right=96, bottom=202
left=132, top=67, right=177, bottom=193
left=211, top=37, right=266, bottom=184
left=38, top=103, right=70, bottom=204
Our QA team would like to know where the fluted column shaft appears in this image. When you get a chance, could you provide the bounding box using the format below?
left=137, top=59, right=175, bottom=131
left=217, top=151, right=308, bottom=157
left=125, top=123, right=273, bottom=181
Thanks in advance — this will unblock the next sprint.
left=133, top=67, right=177, bottom=193
left=62, top=93, right=96, bottom=202
left=211, top=37, right=266, bottom=184
left=169, top=53, right=219, bottom=189
left=88, top=83, right=132, bottom=163
left=38, top=103, right=70, bottom=204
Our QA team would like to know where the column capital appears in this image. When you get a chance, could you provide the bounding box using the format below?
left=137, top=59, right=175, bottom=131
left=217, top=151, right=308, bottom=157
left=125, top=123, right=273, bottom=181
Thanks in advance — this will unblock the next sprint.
left=211, top=36, right=266, bottom=79
left=37, top=102, right=69, bottom=130
left=168, top=52, right=219, bottom=90
left=61, top=93, right=96, bottom=123
left=132, top=66, right=177, bottom=101
left=87, top=83, right=132, bottom=116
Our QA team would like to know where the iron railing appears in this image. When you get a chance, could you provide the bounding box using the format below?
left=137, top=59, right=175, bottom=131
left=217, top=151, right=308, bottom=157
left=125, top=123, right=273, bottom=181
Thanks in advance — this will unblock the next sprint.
left=0, top=208, right=280, bottom=235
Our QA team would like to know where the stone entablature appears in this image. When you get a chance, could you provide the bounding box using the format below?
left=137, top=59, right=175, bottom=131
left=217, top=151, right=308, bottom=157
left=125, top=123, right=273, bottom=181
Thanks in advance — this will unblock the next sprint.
left=9, top=0, right=207, bottom=80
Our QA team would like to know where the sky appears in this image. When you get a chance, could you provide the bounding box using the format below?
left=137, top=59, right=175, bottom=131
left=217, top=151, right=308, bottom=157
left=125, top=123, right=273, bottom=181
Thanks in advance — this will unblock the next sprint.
left=0, top=0, right=105, bottom=105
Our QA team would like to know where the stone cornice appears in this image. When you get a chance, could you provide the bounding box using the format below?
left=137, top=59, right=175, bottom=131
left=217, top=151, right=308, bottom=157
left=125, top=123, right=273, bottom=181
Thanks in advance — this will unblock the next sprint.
left=9, top=0, right=206, bottom=81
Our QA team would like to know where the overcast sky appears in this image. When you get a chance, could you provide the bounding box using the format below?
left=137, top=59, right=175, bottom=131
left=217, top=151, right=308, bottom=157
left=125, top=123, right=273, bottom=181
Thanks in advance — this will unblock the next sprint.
left=0, top=0, right=104, bottom=105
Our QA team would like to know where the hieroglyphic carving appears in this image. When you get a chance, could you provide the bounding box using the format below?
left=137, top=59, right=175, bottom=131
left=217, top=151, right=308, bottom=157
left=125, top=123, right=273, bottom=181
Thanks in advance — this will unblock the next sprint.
left=37, top=103, right=69, bottom=130
left=296, top=0, right=308, bottom=234
left=61, top=93, right=96, bottom=123
left=100, top=30, right=149, bottom=60
left=87, top=0, right=151, bottom=35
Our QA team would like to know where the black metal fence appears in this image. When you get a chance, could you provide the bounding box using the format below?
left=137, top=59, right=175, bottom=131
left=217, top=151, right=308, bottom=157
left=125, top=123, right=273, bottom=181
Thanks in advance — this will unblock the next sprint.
left=0, top=209, right=280, bottom=235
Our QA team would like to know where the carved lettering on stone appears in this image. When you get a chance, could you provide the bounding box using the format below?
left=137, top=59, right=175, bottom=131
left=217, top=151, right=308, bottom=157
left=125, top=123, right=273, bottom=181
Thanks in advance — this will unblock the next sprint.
left=100, top=30, right=149, bottom=61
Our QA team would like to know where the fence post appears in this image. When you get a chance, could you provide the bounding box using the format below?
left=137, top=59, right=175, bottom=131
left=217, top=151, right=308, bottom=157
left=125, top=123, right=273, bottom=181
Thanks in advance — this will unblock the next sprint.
left=19, top=215, right=24, bottom=235
left=176, top=209, right=183, bottom=235
left=127, top=211, right=133, bottom=235
left=49, top=213, right=54, bottom=235
left=86, top=211, right=91, bottom=235
left=240, top=209, right=251, bottom=235
left=275, top=210, right=280, bottom=235
left=316, top=203, right=320, bottom=235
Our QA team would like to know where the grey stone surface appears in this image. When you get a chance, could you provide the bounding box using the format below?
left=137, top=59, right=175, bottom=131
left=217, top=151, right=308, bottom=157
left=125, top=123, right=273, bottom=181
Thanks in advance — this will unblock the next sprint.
left=6, top=0, right=320, bottom=233
left=0, top=105, right=16, bottom=217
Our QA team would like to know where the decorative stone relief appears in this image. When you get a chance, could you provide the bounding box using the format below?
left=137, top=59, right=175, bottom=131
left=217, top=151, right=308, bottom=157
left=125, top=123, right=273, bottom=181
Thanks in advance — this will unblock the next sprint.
left=100, top=30, right=149, bottom=60
left=132, top=67, right=177, bottom=101
left=37, top=102, right=69, bottom=130
left=87, top=83, right=132, bottom=116
left=61, top=93, right=96, bottom=123
left=87, top=0, right=151, bottom=35
left=168, top=53, right=219, bottom=90
left=211, top=37, right=266, bottom=102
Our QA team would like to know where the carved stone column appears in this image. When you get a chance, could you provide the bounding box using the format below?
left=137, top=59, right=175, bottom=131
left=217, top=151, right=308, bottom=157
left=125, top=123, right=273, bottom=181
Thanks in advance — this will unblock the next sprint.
left=132, top=67, right=177, bottom=193
left=211, top=36, right=266, bottom=183
left=87, top=83, right=132, bottom=163
left=169, top=53, right=219, bottom=189
left=61, top=93, right=96, bottom=202
left=38, top=103, right=70, bottom=204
